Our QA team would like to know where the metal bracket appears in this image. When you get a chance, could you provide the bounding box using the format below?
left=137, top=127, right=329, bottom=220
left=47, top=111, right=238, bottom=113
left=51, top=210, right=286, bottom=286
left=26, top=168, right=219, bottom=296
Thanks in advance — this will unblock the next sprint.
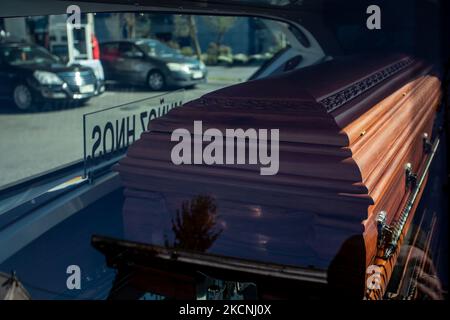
left=405, top=163, right=417, bottom=189
left=422, top=133, right=432, bottom=154
left=376, top=211, right=394, bottom=258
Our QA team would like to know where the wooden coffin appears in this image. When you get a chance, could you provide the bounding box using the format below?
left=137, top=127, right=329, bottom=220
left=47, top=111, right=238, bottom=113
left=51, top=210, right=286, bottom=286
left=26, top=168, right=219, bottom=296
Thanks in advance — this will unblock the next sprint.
left=114, top=53, right=441, bottom=299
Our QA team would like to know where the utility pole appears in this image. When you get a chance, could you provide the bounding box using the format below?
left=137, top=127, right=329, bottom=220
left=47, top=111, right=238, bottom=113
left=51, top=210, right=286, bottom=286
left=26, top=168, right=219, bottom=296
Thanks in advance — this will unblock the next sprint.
left=188, top=15, right=202, bottom=61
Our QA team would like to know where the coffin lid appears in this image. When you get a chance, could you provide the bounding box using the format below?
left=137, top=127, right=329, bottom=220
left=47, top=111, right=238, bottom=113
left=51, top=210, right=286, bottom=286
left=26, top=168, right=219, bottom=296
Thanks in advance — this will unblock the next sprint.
left=148, top=53, right=417, bottom=148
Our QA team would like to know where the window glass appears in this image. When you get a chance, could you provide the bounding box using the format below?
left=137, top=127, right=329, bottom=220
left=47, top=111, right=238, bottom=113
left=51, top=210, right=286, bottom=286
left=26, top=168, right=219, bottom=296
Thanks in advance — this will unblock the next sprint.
left=0, top=12, right=304, bottom=189
left=0, top=4, right=446, bottom=302
left=118, top=42, right=142, bottom=57
left=136, top=40, right=179, bottom=58
left=0, top=45, right=59, bottom=65
left=100, top=43, right=119, bottom=61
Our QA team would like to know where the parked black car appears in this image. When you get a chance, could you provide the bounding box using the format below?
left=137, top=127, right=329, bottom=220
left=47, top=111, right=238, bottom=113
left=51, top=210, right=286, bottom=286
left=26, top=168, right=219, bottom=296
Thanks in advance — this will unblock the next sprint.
left=0, top=41, right=105, bottom=111
left=100, top=39, right=207, bottom=90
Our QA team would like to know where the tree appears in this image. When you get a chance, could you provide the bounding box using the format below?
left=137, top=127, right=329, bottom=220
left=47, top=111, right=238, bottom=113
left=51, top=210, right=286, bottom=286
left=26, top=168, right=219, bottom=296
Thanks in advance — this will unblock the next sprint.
left=202, top=16, right=237, bottom=47
left=121, top=13, right=136, bottom=39
left=167, top=195, right=222, bottom=252
left=188, top=16, right=202, bottom=61
left=173, top=15, right=202, bottom=60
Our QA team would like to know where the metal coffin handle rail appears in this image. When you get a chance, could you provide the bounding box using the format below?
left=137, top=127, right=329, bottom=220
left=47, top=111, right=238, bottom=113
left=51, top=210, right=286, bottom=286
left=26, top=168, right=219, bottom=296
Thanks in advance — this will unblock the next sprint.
left=376, top=135, right=440, bottom=259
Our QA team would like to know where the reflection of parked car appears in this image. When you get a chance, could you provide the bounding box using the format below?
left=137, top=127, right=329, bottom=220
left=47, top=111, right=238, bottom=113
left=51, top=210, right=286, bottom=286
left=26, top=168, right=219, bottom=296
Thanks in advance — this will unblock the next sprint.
left=100, top=39, right=207, bottom=90
left=0, top=41, right=104, bottom=111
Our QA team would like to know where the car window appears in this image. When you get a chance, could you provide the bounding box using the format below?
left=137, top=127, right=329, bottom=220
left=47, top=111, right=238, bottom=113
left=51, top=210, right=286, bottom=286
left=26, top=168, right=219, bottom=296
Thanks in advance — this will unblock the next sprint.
left=0, top=2, right=446, bottom=302
left=100, top=43, right=120, bottom=61
left=136, top=40, right=180, bottom=58
left=118, top=42, right=141, bottom=58
left=0, top=12, right=309, bottom=190
left=0, top=45, right=58, bottom=65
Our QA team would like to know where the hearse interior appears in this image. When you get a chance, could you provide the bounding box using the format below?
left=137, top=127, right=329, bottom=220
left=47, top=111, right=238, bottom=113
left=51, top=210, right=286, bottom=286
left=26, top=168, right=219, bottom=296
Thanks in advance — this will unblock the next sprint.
left=0, top=0, right=448, bottom=300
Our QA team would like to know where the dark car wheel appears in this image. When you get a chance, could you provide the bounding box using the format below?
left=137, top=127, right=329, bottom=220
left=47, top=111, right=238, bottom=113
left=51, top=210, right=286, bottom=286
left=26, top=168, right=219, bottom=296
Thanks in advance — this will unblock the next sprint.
left=13, top=84, right=36, bottom=111
left=79, top=98, right=91, bottom=106
left=147, top=70, right=165, bottom=91
left=70, top=98, right=91, bottom=107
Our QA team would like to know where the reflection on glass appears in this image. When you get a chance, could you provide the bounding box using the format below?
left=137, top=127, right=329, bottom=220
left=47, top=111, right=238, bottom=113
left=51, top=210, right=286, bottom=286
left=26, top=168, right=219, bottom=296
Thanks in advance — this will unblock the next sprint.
left=136, top=39, right=181, bottom=58
left=0, top=45, right=59, bottom=65
left=0, top=13, right=291, bottom=189
left=165, top=195, right=223, bottom=252
left=399, top=245, right=445, bottom=300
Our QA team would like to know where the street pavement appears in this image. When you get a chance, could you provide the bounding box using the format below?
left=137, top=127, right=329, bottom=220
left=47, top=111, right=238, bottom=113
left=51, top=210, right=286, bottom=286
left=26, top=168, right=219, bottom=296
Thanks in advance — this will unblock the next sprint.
left=0, top=66, right=258, bottom=188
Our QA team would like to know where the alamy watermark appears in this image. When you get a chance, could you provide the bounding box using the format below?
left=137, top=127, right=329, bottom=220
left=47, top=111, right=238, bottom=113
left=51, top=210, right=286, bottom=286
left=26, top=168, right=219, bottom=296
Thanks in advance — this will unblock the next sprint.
left=366, top=5, right=381, bottom=30
left=366, top=264, right=382, bottom=290
left=66, top=265, right=81, bottom=290
left=170, top=121, right=280, bottom=175
left=66, top=5, right=81, bottom=29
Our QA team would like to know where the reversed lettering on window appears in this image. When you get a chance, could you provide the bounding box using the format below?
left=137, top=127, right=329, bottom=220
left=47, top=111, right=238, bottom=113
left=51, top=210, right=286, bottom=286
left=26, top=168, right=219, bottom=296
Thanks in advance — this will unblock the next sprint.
left=83, top=91, right=184, bottom=175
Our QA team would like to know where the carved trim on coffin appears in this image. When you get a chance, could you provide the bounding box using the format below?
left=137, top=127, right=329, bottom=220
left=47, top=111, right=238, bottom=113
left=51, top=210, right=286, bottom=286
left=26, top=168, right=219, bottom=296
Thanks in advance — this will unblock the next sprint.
left=196, top=97, right=318, bottom=112
left=319, top=57, right=415, bottom=113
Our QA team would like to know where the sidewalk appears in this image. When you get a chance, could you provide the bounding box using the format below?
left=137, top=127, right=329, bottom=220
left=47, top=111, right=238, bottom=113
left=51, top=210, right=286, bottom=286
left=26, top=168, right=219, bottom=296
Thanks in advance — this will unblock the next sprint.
left=206, top=66, right=259, bottom=84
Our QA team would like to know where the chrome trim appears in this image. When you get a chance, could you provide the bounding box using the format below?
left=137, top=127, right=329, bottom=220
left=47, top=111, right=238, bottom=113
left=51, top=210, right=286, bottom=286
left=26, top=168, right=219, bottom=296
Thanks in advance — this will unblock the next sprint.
left=92, top=235, right=329, bottom=285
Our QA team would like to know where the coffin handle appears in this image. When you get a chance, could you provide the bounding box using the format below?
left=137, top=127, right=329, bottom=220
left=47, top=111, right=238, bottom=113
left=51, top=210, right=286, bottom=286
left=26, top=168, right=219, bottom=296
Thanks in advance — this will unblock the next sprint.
left=376, top=137, right=440, bottom=259
left=376, top=211, right=393, bottom=250
left=405, top=163, right=418, bottom=189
